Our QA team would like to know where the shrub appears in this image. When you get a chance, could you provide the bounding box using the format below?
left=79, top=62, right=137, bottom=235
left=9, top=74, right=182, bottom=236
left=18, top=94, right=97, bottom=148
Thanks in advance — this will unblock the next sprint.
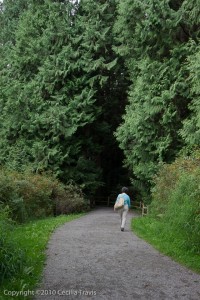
left=0, top=167, right=88, bottom=222
left=150, top=150, right=200, bottom=215
left=0, top=168, right=55, bottom=222
left=16, top=173, right=55, bottom=219
left=53, top=182, right=89, bottom=215
left=0, top=169, right=27, bottom=222
left=148, top=150, right=200, bottom=254
left=163, top=170, right=200, bottom=253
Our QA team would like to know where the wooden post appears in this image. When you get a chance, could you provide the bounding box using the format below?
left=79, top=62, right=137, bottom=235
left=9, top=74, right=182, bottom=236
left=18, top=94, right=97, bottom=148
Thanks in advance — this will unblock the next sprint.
left=142, top=203, right=148, bottom=217
left=107, top=196, right=110, bottom=207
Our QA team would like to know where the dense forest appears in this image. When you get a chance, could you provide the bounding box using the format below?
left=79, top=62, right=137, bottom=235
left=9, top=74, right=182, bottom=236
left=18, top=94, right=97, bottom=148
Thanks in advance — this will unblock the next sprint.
left=0, top=0, right=199, bottom=200
left=0, top=0, right=200, bottom=290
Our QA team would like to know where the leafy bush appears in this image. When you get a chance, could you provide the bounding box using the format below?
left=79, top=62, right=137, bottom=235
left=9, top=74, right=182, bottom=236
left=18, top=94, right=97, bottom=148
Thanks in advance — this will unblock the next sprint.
left=149, top=150, right=200, bottom=254
left=163, top=170, right=200, bottom=253
left=151, top=150, right=200, bottom=215
left=0, top=168, right=88, bottom=222
left=16, top=173, right=56, bottom=220
left=0, top=206, right=26, bottom=284
left=53, top=182, right=89, bottom=215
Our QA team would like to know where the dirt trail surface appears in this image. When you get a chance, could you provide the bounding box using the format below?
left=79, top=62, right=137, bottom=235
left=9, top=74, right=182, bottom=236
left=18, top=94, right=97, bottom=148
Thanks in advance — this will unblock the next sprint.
left=35, top=208, right=200, bottom=300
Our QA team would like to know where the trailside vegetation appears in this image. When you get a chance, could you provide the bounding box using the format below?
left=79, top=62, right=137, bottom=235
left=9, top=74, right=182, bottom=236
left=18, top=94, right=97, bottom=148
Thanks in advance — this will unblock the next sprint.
left=0, top=167, right=88, bottom=223
left=0, top=0, right=199, bottom=286
left=132, top=151, right=200, bottom=273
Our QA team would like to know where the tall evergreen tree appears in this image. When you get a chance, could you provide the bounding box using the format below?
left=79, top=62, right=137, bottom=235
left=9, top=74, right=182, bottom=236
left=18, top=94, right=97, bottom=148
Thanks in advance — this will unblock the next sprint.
left=0, top=0, right=100, bottom=192
left=181, top=55, right=200, bottom=145
left=114, top=0, right=200, bottom=196
left=0, top=0, right=128, bottom=196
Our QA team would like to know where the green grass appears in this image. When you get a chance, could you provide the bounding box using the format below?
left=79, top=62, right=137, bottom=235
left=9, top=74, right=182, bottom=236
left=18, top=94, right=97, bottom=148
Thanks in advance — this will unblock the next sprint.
left=132, top=216, right=200, bottom=274
left=0, top=213, right=85, bottom=300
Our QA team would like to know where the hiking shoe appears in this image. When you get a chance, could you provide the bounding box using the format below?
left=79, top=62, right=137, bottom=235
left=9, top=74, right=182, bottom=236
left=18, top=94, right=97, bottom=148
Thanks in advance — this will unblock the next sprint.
left=121, top=228, right=124, bottom=231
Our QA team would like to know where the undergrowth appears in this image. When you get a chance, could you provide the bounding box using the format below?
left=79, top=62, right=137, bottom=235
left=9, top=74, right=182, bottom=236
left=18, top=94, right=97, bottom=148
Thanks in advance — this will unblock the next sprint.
left=132, top=150, right=200, bottom=273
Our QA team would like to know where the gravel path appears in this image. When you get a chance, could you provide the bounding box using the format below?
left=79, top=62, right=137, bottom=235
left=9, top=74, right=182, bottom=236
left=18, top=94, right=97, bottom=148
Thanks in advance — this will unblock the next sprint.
left=35, top=207, right=200, bottom=300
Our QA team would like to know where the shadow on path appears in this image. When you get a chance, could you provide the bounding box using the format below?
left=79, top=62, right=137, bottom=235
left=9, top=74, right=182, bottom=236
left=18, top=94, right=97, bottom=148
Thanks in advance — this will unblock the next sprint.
left=35, top=207, right=200, bottom=300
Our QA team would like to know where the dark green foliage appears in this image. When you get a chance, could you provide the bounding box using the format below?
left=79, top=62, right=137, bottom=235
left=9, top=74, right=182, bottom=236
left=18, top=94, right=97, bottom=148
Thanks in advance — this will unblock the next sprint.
left=0, top=1, right=99, bottom=185
left=0, top=0, right=128, bottom=196
left=181, top=45, right=200, bottom=146
left=114, top=0, right=200, bottom=196
left=76, top=0, right=129, bottom=195
left=1, top=0, right=199, bottom=199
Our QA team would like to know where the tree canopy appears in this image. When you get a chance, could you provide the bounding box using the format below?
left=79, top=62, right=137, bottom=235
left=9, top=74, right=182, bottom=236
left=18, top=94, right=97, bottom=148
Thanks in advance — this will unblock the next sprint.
left=0, top=0, right=199, bottom=198
left=0, top=0, right=128, bottom=196
left=114, top=0, right=200, bottom=197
